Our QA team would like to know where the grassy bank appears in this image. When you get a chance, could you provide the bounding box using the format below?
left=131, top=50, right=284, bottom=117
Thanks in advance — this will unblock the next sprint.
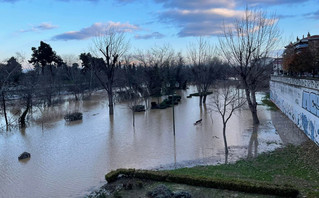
left=167, top=141, right=319, bottom=197
left=261, top=93, right=278, bottom=111
left=100, top=141, right=319, bottom=197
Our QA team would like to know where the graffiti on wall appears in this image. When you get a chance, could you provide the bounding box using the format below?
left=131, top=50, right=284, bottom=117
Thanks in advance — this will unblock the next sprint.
left=301, top=91, right=319, bottom=142
left=270, top=80, right=319, bottom=146
left=302, top=91, right=319, bottom=117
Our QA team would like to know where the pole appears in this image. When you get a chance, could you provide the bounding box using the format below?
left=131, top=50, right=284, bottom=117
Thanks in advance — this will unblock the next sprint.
left=172, top=94, right=175, bottom=136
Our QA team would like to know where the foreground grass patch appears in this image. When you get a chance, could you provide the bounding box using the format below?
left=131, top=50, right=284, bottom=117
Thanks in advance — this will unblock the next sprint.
left=168, top=142, right=319, bottom=197
left=104, top=141, right=319, bottom=197
left=106, top=169, right=298, bottom=197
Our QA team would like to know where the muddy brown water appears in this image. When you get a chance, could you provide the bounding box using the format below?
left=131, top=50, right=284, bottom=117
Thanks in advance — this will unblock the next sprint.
left=0, top=87, right=290, bottom=197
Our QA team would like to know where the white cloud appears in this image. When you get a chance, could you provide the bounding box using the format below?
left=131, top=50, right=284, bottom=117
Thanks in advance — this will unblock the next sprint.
left=135, top=32, right=165, bottom=39
left=52, top=21, right=139, bottom=40
left=19, top=22, right=58, bottom=33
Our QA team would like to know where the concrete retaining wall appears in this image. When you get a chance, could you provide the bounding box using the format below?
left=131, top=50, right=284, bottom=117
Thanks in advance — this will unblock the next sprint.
left=270, top=76, right=319, bottom=145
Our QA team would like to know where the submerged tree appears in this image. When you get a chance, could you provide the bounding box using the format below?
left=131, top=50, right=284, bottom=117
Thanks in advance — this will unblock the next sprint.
left=18, top=69, right=39, bottom=128
left=188, top=37, right=216, bottom=106
left=29, top=41, right=63, bottom=106
left=219, top=8, right=280, bottom=124
left=0, top=57, right=22, bottom=130
left=61, top=55, right=85, bottom=101
left=134, top=45, right=176, bottom=103
left=209, top=84, right=246, bottom=156
left=80, top=27, right=130, bottom=115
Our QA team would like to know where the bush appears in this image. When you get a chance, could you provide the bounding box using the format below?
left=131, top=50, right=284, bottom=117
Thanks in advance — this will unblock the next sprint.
left=105, top=170, right=121, bottom=183
left=105, top=169, right=135, bottom=183
left=187, top=92, right=213, bottom=98
left=134, top=170, right=169, bottom=181
left=133, top=105, right=145, bottom=112
left=64, top=112, right=82, bottom=121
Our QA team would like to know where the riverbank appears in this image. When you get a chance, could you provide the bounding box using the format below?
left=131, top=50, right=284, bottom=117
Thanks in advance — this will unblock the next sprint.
left=167, top=140, right=319, bottom=197
left=87, top=104, right=319, bottom=197
left=89, top=139, right=318, bottom=197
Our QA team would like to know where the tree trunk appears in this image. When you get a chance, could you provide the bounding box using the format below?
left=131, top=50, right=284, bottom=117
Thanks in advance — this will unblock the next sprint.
left=132, top=110, right=135, bottom=127
left=251, top=90, right=259, bottom=124
left=223, top=123, right=228, bottom=155
left=47, top=92, right=52, bottom=107
left=244, top=88, right=260, bottom=124
left=74, top=93, right=78, bottom=101
left=1, top=91, right=9, bottom=131
left=247, top=125, right=259, bottom=158
left=46, top=75, right=53, bottom=106
left=19, top=94, right=31, bottom=128
left=108, top=91, right=114, bottom=115
left=199, top=95, right=203, bottom=106
left=203, top=94, right=207, bottom=104
left=144, top=98, right=148, bottom=109
left=89, top=68, right=93, bottom=96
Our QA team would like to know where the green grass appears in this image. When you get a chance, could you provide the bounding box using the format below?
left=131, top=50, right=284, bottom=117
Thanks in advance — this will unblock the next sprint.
left=261, top=93, right=278, bottom=111
left=167, top=142, right=319, bottom=197
left=103, top=141, right=319, bottom=197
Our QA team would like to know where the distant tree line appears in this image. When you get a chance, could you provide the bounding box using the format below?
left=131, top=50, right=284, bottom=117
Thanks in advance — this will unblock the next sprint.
left=0, top=39, right=234, bottom=130
left=1, top=8, right=279, bottom=130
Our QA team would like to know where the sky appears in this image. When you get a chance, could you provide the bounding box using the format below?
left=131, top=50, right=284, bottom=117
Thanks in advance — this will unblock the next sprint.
left=0, top=0, right=319, bottom=64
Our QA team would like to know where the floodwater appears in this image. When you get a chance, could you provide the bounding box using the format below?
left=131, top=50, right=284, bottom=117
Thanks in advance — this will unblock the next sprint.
left=0, top=87, right=284, bottom=198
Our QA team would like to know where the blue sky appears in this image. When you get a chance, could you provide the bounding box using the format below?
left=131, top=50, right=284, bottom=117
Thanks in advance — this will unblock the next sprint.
left=0, top=0, right=319, bottom=64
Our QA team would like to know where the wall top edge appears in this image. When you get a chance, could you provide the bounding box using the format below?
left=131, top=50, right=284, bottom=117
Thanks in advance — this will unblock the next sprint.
left=270, top=75, right=319, bottom=90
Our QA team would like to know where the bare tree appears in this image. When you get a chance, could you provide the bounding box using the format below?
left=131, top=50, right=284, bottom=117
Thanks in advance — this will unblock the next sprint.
left=0, top=57, right=22, bottom=130
left=61, top=56, right=84, bottom=101
left=87, top=27, right=130, bottom=115
left=134, top=44, right=176, bottom=103
left=126, top=93, right=143, bottom=128
left=219, top=8, right=280, bottom=124
left=209, top=84, right=246, bottom=155
left=187, top=37, right=216, bottom=105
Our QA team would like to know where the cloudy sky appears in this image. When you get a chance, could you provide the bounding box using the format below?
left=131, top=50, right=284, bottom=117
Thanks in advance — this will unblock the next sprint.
left=0, top=0, right=318, bottom=63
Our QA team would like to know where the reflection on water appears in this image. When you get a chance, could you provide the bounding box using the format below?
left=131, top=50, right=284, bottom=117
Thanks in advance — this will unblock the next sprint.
left=248, top=124, right=259, bottom=159
left=0, top=87, right=283, bottom=198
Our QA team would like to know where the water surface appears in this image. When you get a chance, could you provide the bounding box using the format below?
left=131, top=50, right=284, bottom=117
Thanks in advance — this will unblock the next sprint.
left=0, top=87, right=282, bottom=198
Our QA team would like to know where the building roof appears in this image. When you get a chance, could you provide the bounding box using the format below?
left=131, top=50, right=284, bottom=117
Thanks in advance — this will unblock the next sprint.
left=284, top=34, right=319, bottom=48
left=308, top=35, right=319, bottom=40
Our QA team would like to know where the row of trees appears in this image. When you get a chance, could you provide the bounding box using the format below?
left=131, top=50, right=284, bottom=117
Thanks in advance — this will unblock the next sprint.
left=1, top=8, right=278, bottom=131
left=0, top=40, right=231, bottom=130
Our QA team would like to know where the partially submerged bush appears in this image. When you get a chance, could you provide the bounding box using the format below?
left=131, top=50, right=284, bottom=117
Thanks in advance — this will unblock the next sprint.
left=187, top=92, right=213, bottom=98
left=64, top=112, right=82, bottom=121
left=133, top=105, right=145, bottom=112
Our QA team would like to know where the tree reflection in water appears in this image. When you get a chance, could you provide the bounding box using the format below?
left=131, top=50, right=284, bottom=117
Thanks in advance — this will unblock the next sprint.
left=247, top=124, right=259, bottom=159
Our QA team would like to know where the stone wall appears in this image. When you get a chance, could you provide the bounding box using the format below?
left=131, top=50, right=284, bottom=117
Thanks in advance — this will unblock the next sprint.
left=270, top=76, right=319, bottom=145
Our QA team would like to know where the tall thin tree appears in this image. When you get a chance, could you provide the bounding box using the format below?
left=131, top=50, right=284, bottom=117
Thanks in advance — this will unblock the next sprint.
left=82, top=27, right=130, bottom=115
left=209, top=84, right=246, bottom=156
left=219, top=8, right=280, bottom=124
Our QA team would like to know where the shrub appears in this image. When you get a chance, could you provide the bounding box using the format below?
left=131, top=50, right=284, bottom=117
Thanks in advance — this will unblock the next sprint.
left=134, top=170, right=169, bottom=181
left=105, top=170, right=121, bottom=183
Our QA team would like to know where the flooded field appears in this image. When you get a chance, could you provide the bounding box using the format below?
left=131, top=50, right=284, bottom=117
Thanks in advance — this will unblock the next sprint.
left=0, top=87, right=283, bottom=198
